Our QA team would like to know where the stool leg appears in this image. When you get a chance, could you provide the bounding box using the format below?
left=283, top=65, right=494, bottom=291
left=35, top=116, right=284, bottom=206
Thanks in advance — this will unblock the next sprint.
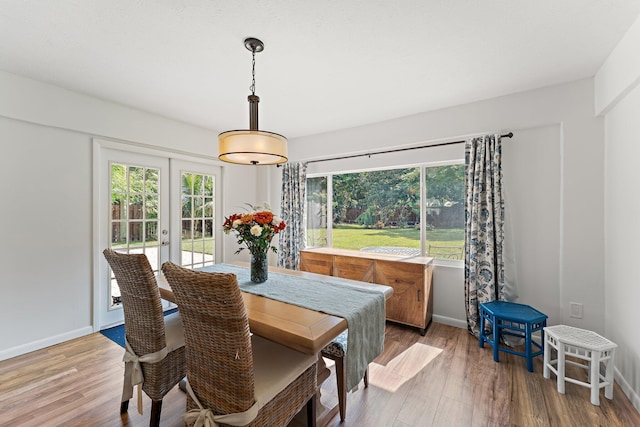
left=525, top=322, right=533, bottom=372
left=604, top=349, right=615, bottom=400
left=557, top=343, right=565, bottom=395
left=590, top=350, right=601, bottom=405
left=543, top=334, right=550, bottom=379
left=492, top=318, right=500, bottom=362
left=479, top=310, right=485, bottom=348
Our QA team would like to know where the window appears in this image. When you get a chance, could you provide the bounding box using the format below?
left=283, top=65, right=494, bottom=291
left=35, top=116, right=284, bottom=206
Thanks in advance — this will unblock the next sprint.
left=306, top=163, right=464, bottom=260
left=180, top=172, right=215, bottom=269
left=332, top=168, right=420, bottom=255
left=306, top=176, right=328, bottom=247
left=424, top=164, right=464, bottom=260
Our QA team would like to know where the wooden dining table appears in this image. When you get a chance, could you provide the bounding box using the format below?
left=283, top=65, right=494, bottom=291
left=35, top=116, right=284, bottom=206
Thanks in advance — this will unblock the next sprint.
left=157, top=262, right=393, bottom=425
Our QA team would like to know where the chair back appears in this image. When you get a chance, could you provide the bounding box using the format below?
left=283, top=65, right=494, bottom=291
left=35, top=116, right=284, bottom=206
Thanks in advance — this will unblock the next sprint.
left=161, top=262, right=255, bottom=415
left=103, top=249, right=167, bottom=356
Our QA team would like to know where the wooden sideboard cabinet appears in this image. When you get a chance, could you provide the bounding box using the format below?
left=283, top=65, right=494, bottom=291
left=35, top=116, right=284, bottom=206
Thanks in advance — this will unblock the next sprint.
left=299, top=248, right=433, bottom=334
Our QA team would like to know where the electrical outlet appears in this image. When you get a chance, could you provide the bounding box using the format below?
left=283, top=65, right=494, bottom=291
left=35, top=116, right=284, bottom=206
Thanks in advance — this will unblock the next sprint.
left=570, top=302, right=583, bottom=319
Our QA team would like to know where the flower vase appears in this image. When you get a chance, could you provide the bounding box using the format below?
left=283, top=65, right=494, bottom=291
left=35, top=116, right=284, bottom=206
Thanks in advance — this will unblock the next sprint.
left=250, top=252, right=268, bottom=283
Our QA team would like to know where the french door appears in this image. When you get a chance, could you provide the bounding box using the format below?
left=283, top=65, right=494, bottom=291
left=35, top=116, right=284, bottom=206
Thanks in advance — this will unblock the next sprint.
left=170, top=159, right=222, bottom=271
left=94, top=142, right=221, bottom=329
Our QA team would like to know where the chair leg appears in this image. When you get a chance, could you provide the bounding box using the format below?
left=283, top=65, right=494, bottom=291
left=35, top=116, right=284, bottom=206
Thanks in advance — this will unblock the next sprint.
left=120, top=400, right=129, bottom=414
left=306, top=394, right=317, bottom=427
left=150, top=399, right=162, bottom=427
left=335, top=356, right=347, bottom=422
left=364, top=366, right=369, bottom=388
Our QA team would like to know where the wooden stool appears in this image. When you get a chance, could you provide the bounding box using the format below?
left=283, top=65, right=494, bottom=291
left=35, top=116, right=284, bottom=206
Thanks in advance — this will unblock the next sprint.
left=479, top=301, right=548, bottom=372
left=543, top=325, right=617, bottom=405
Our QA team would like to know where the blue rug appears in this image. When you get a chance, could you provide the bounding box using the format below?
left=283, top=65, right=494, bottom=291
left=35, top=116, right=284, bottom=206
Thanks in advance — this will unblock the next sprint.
left=100, top=308, right=178, bottom=348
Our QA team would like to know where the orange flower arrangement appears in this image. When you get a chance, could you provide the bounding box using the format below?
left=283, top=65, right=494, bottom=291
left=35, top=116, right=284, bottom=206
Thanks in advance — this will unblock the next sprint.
left=222, top=204, right=286, bottom=256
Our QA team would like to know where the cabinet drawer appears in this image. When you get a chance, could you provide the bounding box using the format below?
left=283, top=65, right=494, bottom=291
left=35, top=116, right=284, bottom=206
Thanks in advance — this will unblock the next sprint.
left=299, top=251, right=333, bottom=275
left=333, top=256, right=374, bottom=282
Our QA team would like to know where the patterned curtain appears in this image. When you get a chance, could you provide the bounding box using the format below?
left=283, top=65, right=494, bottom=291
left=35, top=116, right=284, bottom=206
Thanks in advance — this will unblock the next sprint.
left=464, top=134, right=505, bottom=337
left=278, top=162, right=307, bottom=270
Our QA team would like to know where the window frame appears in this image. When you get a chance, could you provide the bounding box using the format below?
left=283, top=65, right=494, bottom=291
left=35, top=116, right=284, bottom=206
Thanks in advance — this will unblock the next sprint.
left=306, top=159, right=464, bottom=265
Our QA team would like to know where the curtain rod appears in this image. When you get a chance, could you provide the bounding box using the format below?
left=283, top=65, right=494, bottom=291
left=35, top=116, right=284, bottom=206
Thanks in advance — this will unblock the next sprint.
left=305, top=132, right=513, bottom=165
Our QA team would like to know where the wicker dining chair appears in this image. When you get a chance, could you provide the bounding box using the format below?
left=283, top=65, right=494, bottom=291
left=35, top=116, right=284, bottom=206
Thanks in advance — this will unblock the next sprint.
left=161, top=261, right=318, bottom=427
left=103, top=249, right=186, bottom=427
left=321, top=331, right=369, bottom=422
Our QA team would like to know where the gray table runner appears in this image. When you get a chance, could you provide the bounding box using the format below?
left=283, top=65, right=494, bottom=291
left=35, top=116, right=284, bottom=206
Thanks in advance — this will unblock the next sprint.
left=198, top=264, right=386, bottom=391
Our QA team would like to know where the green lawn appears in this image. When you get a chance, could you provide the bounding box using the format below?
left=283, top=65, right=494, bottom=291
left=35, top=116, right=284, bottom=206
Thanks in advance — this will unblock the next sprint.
left=181, top=238, right=214, bottom=254
left=114, top=239, right=215, bottom=255
left=117, top=227, right=463, bottom=257
left=309, top=224, right=464, bottom=251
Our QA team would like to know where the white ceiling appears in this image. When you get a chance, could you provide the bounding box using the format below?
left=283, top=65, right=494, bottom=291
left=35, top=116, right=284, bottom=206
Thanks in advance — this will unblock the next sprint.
left=1, top=1, right=639, bottom=139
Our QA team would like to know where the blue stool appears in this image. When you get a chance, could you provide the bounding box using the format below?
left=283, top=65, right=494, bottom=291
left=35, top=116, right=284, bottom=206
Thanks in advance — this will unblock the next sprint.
left=479, top=301, right=548, bottom=372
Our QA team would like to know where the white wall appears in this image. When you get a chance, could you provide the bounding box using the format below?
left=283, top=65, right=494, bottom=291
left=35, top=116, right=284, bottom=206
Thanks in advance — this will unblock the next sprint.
left=284, top=78, right=605, bottom=335
left=0, top=117, right=93, bottom=351
left=0, top=71, right=257, bottom=360
left=502, top=125, right=562, bottom=325
left=598, top=13, right=640, bottom=413
left=603, top=82, right=640, bottom=413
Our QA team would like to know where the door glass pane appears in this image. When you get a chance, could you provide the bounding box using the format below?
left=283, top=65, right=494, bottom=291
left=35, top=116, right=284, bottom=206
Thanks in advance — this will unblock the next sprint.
left=182, top=219, right=193, bottom=239
left=145, top=168, right=159, bottom=193
left=109, top=163, right=162, bottom=309
left=111, top=221, right=126, bottom=247
left=129, top=195, right=143, bottom=219
left=182, top=196, right=192, bottom=218
left=204, top=219, right=213, bottom=238
left=145, top=221, right=158, bottom=244
left=129, top=166, right=144, bottom=193
left=204, top=197, right=214, bottom=217
left=145, top=195, right=158, bottom=219
left=129, top=222, right=143, bottom=245
left=204, top=176, right=213, bottom=196
left=180, top=171, right=215, bottom=269
left=194, top=197, right=203, bottom=219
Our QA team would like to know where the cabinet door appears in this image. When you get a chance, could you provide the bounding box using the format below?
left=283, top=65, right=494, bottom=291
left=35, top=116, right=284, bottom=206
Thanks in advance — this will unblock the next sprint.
left=333, top=256, right=374, bottom=282
left=375, top=260, right=425, bottom=327
left=299, top=251, right=333, bottom=275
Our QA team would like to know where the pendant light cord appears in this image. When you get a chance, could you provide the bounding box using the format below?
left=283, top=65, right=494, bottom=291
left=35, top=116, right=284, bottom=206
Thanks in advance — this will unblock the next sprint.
left=250, top=49, right=256, bottom=95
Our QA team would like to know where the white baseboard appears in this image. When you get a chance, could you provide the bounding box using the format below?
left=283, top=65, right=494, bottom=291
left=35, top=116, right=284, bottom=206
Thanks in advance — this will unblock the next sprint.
left=615, top=367, right=640, bottom=414
left=0, top=326, right=94, bottom=362
left=432, top=314, right=467, bottom=329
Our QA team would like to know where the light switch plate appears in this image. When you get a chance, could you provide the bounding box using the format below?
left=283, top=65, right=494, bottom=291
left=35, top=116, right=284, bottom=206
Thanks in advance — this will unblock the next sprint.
left=570, top=302, right=583, bottom=319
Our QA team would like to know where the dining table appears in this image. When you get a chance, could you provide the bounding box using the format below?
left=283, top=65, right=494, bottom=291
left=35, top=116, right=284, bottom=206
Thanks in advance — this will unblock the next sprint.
left=157, top=262, right=393, bottom=426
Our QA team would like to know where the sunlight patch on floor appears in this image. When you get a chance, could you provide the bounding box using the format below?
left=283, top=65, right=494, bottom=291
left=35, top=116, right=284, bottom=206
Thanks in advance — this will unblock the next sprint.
left=369, top=343, right=443, bottom=392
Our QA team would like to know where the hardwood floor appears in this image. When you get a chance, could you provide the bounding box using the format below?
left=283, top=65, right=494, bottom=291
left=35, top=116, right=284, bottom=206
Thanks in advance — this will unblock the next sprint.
left=1, top=322, right=639, bottom=426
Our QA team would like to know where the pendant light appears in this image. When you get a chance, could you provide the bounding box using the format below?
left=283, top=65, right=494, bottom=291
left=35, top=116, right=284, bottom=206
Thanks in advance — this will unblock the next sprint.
left=218, top=37, right=288, bottom=165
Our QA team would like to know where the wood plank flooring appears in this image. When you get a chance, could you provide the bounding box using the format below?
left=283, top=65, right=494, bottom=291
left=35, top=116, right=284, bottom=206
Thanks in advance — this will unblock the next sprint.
left=1, top=322, right=639, bottom=426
